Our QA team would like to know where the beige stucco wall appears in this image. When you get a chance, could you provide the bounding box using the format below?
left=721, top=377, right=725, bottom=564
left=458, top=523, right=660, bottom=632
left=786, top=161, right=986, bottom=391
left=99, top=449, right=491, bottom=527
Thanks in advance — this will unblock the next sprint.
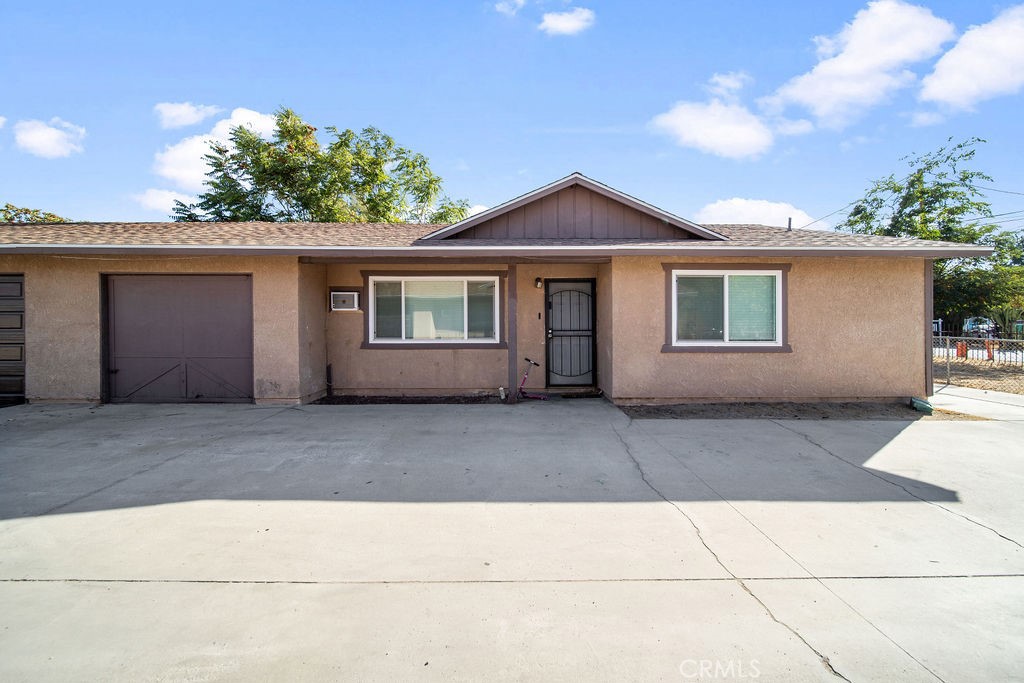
left=596, top=261, right=614, bottom=397
left=324, top=263, right=509, bottom=395
left=298, top=262, right=328, bottom=402
left=513, top=263, right=601, bottom=390
left=0, top=251, right=927, bottom=404
left=608, top=256, right=927, bottom=401
left=0, top=254, right=306, bottom=403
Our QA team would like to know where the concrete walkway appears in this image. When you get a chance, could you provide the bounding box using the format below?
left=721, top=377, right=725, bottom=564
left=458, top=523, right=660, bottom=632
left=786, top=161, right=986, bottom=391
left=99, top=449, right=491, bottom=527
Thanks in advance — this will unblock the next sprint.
left=1, top=401, right=1022, bottom=681
left=932, top=383, right=1024, bottom=421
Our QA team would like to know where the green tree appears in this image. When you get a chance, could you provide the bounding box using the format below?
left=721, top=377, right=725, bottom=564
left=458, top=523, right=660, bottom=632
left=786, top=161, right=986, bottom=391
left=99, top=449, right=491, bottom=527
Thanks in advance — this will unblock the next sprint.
left=173, top=109, right=468, bottom=224
left=837, top=137, right=1023, bottom=331
left=1, top=203, right=69, bottom=223
left=933, top=266, right=1024, bottom=330
left=989, top=305, right=1024, bottom=339
left=839, top=137, right=997, bottom=270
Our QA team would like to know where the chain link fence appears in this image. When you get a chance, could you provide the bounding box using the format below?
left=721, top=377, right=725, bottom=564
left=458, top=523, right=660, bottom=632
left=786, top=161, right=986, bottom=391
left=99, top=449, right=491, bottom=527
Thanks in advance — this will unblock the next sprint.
left=932, top=335, right=1024, bottom=394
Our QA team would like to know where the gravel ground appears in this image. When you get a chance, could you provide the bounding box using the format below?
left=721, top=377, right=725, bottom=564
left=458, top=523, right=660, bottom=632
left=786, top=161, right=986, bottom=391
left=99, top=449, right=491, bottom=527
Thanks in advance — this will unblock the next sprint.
left=933, top=360, right=1024, bottom=395
left=314, top=395, right=981, bottom=420
left=316, top=394, right=502, bottom=405
left=621, top=401, right=980, bottom=420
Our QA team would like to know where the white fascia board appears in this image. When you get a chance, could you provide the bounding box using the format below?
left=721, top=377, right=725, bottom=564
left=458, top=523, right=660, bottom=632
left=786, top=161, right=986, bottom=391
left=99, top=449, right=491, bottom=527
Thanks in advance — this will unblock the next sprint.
left=1, top=243, right=995, bottom=258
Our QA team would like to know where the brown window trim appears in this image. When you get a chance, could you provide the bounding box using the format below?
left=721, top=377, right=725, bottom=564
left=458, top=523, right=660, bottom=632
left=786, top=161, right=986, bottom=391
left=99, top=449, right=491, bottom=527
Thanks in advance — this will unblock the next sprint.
left=660, top=262, right=792, bottom=353
left=359, top=269, right=509, bottom=350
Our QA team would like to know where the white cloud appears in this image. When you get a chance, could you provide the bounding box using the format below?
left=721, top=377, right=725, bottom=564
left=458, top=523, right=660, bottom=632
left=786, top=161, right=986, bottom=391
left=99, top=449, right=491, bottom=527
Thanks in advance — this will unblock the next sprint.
left=154, top=102, right=223, bottom=129
left=920, top=5, right=1024, bottom=110
left=695, top=198, right=817, bottom=229
left=763, top=0, right=955, bottom=128
left=706, top=71, right=752, bottom=100
left=838, top=135, right=874, bottom=151
left=133, top=188, right=194, bottom=214
left=0, top=116, right=6, bottom=129
left=773, top=118, right=815, bottom=136
left=910, top=111, right=945, bottom=127
left=650, top=99, right=774, bottom=159
left=468, top=204, right=488, bottom=217
left=153, top=108, right=276, bottom=192
left=494, top=0, right=525, bottom=17
left=538, top=7, right=595, bottom=35
left=14, top=118, right=86, bottom=158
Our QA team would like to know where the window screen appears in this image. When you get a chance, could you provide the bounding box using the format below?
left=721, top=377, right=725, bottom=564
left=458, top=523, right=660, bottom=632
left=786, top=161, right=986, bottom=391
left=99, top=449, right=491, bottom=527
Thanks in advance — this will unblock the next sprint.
left=727, top=275, right=776, bottom=341
left=676, top=276, right=724, bottom=341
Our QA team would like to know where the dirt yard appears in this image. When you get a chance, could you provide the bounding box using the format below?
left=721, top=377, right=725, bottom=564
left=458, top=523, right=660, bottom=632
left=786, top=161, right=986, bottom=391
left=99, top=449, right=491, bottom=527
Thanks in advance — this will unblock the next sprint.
left=934, top=359, right=1024, bottom=395
left=621, top=401, right=980, bottom=420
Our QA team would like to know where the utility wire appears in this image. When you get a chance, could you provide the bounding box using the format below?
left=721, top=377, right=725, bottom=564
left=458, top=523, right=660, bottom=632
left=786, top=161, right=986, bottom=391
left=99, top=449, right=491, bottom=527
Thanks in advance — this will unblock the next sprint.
left=986, top=217, right=1024, bottom=227
left=802, top=177, right=1024, bottom=232
left=977, top=185, right=1024, bottom=196
left=801, top=166, right=932, bottom=230
left=797, top=199, right=860, bottom=230
left=958, top=208, right=1024, bottom=221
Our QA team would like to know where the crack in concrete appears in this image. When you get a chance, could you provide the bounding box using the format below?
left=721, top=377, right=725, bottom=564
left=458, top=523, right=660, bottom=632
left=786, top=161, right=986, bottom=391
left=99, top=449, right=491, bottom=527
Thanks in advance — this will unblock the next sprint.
left=770, top=419, right=1024, bottom=550
left=610, top=420, right=851, bottom=682
left=638, top=422, right=949, bottom=683
left=4, top=573, right=1023, bottom=585
left=34, top=407, right=295, bottom=518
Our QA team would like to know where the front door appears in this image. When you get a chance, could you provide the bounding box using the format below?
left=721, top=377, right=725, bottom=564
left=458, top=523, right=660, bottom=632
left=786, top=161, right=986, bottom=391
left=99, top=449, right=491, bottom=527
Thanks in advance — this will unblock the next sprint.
left=545, top=279, right=595, bottom=386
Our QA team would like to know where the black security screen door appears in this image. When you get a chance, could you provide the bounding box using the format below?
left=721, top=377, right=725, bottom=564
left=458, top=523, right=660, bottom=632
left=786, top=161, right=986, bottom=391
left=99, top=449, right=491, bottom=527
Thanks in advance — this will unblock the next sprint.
left=545, top=279, right=595, bottom=386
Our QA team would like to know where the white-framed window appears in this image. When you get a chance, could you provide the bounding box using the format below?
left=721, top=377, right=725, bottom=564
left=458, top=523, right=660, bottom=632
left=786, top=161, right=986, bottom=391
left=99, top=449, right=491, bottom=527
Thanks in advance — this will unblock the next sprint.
left=368, top=276, right=500, bottom=343
left=671, top=269, right=783, bottom=347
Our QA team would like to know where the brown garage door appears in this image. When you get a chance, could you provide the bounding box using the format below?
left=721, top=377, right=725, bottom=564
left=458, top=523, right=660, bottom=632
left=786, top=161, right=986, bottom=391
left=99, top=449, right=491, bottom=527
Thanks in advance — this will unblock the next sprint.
left=107, top=275, right=253, bottom=403
left=0, top=274, right=26, bottom=405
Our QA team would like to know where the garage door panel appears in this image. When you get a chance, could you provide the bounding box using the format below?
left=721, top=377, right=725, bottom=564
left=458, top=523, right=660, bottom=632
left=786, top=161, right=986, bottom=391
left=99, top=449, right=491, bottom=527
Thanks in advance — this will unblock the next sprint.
left=181, top=278, right=252, bottom=358
left=110, top=278, right=184, bottom=356
left=0, top=275, right=25, bottom=404
left=108, top=276, right=253, bottom=403
left=111, top=359, right=183, bottom=402
left=186, top=360, right=252, bottom=401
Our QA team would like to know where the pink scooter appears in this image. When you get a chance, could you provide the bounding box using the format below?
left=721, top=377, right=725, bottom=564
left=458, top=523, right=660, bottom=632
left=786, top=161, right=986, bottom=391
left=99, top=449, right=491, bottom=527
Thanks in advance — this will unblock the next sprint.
left=517, top=358, right=548, bottom=400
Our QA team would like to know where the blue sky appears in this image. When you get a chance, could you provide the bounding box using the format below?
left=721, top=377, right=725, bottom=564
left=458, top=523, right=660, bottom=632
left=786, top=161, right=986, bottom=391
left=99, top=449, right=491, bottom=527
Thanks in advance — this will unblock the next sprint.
left=2, top=0, right=1023, bottom=231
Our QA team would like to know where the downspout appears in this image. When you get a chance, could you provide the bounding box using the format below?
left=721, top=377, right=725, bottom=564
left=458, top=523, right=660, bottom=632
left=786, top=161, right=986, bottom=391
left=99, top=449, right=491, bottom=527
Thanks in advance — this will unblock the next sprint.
left=924, top=259, right=934, bottom=397
left=506, top=263, right=518, bottom=403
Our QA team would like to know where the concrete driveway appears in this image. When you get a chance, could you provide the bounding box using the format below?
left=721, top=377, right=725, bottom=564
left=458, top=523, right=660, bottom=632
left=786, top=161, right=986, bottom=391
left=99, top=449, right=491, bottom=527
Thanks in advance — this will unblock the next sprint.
left=1, top=399, right=1022, bottom=681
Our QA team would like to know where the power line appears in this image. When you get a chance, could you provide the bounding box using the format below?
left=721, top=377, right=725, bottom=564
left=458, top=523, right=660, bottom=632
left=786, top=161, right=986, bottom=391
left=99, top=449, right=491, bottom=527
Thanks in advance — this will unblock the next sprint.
left=987, top=208, right=1024, bottom=218
left=804, top=177, right=1024, bottom=232
left=960, top=208, right=1024, bottom=221
left=803, top=166, right=931, bottom=230
left=978, top=185, right=1024, bottom=196
left=797, top=200, right=860, bottom=230
left=987, top=217, right=1024, bottom=227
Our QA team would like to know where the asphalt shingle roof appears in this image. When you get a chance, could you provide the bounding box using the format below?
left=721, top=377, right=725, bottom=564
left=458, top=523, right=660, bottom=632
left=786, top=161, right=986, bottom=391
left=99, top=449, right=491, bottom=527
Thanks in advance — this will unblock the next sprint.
left=0, top=220, right=985, bottom=252
left=0, top=221, right=441, bottom=247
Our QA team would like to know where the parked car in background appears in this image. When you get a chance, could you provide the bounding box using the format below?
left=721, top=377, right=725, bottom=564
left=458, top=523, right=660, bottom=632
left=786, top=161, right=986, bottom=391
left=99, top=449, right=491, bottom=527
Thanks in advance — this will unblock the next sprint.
left=963, top=317, right=996, bottom=337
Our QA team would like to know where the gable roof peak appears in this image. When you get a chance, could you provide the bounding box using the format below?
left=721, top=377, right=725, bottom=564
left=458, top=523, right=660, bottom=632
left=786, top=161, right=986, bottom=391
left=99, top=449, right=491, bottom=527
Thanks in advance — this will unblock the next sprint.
left=420, top=172, right=727, bottom=241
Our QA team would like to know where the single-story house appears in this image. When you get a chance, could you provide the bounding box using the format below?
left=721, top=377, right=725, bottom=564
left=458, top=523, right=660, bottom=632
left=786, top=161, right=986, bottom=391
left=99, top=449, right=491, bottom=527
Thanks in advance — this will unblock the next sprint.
left=0, top=173, right=991, bottom=405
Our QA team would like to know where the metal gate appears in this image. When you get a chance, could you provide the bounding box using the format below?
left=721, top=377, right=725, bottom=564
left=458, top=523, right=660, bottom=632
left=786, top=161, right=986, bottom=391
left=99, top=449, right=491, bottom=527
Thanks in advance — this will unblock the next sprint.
left=106, top=275, right=254, bottom=403
left=545, top=279, right=595, bottom=386
left=0, top=274, right=25, bottom=405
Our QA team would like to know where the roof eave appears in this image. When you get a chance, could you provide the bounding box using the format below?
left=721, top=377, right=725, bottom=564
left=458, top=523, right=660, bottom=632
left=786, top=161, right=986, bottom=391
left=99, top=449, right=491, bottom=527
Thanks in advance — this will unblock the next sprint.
left=0, top=244, right=994, bottom=259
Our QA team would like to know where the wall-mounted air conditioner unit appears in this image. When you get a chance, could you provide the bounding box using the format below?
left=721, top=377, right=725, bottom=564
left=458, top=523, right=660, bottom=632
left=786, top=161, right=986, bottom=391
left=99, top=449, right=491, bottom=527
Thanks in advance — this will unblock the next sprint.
left=330, top=291, right=359, bottom=311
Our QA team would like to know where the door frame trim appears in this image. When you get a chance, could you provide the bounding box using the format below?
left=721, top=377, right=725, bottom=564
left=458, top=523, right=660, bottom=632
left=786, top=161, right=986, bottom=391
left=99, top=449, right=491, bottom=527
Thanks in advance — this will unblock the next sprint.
left=543, top=278, right=597, bottom=388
